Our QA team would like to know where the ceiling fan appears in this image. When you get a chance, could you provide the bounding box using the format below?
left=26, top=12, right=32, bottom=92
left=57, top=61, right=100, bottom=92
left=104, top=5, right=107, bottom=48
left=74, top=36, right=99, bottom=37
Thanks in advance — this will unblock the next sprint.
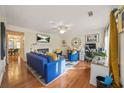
left=49, top=21, right=72, bottom=34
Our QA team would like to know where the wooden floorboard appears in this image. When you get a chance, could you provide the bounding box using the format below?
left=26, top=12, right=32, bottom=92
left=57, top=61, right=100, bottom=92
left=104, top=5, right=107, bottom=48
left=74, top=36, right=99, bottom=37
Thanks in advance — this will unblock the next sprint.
left=1, top=56, right=95, bottom=88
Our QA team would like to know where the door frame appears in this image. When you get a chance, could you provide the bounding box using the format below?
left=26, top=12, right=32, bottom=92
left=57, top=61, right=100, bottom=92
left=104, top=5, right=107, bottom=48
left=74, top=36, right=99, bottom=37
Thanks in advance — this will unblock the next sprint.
left=6, top=30, right=24, bottom=63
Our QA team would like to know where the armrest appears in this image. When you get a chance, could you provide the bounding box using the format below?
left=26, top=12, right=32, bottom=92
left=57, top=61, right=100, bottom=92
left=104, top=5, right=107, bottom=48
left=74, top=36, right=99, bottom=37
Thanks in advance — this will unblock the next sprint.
left=44, top=61, right=60, bottom=83
left=59, top=59, right=66, bottom=73
left=44, top=59, right=66, bottom=84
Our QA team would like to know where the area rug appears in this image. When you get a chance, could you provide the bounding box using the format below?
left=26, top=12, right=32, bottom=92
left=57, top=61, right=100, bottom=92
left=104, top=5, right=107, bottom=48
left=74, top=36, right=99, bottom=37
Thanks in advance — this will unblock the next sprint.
left=65, top=61, right=79, bottom=71
left=26, top=61, right=79, bottom=86
left=26, top=65, right=46, bottom=86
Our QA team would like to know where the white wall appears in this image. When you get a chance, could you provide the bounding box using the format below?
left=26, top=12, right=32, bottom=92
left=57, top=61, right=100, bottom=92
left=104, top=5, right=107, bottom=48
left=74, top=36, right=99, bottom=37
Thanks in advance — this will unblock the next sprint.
left=24, top=31, right=62, bottom=52
left=62, top=29, right=105, bottom=50
left=6, top=25, right=62, bottom=60
left=0, top=6, right=6, bottom=17
left=120, top=31, right=124, bottom=87
left=7, top=25, right=105, bottom=61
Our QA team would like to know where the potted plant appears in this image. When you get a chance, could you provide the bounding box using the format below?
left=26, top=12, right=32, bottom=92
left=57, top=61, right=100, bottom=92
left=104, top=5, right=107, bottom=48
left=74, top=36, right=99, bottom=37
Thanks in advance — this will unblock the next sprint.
left=92, top=51, right=107, bottom=64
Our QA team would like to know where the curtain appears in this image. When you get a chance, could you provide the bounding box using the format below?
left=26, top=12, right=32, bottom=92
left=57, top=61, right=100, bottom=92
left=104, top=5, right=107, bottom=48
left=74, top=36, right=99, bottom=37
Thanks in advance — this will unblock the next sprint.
left=109, top=10, right=121, bottom=87
left=1, top=22, right=6, bottom=60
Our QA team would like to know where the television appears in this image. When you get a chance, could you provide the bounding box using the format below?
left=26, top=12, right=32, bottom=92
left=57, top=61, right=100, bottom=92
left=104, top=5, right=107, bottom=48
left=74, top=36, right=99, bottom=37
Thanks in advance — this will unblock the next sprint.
left=85, top=43, right=96, bottom=50
left=36, top=33, right=50, bottom=43
left=0, top=22, right=6, bottom=60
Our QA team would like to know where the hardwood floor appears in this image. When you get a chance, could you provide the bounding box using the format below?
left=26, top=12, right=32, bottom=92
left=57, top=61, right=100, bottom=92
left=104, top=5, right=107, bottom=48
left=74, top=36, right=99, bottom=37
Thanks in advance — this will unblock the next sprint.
left=8, top=55, right=19, bottom=63
left=1, top=57, right=95, bottom=88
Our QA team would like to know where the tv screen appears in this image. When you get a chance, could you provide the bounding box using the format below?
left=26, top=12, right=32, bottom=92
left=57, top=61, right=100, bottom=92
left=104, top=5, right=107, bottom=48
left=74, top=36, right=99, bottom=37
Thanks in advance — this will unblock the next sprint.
left=36, top=33, right=50, bottom=43
left=85, top=43, right=96, bottom=49
left=0, top=22, right=6, bottom=60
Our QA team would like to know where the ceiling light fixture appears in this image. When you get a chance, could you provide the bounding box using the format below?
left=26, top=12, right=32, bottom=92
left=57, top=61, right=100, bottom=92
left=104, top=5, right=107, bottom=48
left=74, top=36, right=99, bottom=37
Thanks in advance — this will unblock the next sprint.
left=60, top=29, right=66, bottom=34
left=50, top=21, right=72, bottom=34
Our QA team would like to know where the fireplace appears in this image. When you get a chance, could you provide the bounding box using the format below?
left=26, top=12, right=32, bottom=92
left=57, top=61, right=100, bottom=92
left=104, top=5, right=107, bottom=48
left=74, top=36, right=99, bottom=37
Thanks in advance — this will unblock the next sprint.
left=37, top=48, right=49, bottom=54
left=85, top=43, right=96, bottom=61
left=85, top=43, right=96, bottom=50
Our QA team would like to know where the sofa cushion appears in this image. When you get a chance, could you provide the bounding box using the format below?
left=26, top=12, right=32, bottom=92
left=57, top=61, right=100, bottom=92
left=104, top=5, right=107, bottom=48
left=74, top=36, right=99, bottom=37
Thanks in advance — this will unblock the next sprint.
left=46, top=56, right=53, bottom=63
left=46, top=52, right=58, bottom=61
left=31, top=52, right=53, bottom=63
left=39, top=54, right=53, bottom=63
left=55, top=48, right=62, bottom=53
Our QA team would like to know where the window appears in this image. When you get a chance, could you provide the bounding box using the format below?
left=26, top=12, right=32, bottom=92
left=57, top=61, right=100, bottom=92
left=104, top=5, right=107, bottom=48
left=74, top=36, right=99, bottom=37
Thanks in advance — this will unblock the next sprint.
left=8, top=39, right=14, bottom=49
left=104, top=25, right=110, bottom=66
left=16, top=41, right=21, bottom=49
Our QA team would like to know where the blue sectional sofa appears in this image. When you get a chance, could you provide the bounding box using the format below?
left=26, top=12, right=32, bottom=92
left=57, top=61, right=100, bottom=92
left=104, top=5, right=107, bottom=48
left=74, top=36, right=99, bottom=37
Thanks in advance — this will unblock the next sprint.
left=26, top=52, right=65, bottom=84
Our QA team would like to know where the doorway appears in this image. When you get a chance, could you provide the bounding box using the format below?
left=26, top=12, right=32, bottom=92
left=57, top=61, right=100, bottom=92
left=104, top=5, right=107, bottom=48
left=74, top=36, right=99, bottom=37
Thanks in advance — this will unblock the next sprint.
left=6, top=31, right=24, bottom=63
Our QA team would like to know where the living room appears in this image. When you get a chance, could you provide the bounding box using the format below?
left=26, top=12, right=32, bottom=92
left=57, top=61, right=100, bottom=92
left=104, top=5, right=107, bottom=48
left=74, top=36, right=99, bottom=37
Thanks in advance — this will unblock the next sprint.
left=0, top=5, right=124, bottom=88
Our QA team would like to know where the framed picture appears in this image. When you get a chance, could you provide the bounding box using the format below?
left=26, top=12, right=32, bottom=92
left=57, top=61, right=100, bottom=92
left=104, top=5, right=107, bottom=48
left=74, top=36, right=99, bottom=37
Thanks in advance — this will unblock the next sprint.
left=36, top=33, right=50, bottom=43
left=85, top=34, right=99, bottom=43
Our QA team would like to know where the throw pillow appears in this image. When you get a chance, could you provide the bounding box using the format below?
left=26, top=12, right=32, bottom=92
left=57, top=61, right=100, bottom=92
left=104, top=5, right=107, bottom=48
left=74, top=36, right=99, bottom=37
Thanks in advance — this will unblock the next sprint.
left=55, top=48, right=62, bottom=53
left=46, top=52, right=58, bottom=61
left=71, top=49, right=77, bottom=55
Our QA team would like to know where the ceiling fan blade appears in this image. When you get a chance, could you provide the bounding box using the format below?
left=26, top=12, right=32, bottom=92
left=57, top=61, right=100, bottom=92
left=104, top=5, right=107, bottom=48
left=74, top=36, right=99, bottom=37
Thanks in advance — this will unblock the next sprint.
left=51, top=30, right=59, bottom=34
left=49, top=21, right=72, bottom=34
left=49, top=21, right=55, bottom=24
left=51, top=25, right=58, bottom=28
left=65, top=24, right=72, bottom=27
left=58, top=21, right=64, bottom=26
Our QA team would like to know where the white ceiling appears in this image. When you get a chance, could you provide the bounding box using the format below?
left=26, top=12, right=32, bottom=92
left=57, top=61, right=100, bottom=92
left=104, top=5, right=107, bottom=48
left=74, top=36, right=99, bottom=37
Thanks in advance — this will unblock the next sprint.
left=4, top=5, right=115, bottom=35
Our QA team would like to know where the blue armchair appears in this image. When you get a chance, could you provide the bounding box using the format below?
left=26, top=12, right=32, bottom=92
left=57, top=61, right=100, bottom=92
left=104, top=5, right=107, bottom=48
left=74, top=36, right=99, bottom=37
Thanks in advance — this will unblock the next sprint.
left=68, top=52, right=79, bottom=61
